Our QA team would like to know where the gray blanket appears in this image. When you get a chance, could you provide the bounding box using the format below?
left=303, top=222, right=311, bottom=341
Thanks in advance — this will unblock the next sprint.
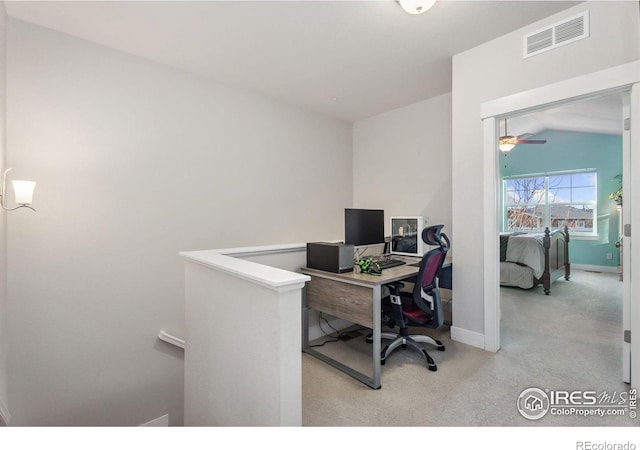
left=500, top=232, right=545, bottom=279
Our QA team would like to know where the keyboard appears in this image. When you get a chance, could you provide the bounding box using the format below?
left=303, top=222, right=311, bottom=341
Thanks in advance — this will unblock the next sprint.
left=374, top=258, right=406, bottom=269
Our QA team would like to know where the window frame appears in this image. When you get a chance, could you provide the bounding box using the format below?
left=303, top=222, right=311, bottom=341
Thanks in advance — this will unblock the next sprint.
left=502, top=168, right=598, bottom=238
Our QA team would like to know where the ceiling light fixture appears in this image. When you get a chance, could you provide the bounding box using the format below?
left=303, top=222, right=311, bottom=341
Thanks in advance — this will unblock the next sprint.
left=500, top=142, right=516, bottom=153
left=499, top=118, right=546, bottom=153
left=499, top=119, right=516, bottom=154
left=398, top=0, right=436, bottom=15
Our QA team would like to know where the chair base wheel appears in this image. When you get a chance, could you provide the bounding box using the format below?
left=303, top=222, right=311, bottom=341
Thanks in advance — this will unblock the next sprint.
left=379, top=338, right=442, bottom=372
left=424, top=351, right=437, bottom=371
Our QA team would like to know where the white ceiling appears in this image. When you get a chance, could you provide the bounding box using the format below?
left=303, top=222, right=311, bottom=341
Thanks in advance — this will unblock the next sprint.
left=506, top=93, right=624, bottom=138
left=5, top=0, right=582, bottom=123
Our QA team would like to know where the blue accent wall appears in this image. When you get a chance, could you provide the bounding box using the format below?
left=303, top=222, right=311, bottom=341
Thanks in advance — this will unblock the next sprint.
left=500, top=129, right=622, bottom=267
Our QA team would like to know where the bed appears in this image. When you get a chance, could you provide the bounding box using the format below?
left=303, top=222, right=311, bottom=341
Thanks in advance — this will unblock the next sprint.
left=500, top=226, right=571, bottom=295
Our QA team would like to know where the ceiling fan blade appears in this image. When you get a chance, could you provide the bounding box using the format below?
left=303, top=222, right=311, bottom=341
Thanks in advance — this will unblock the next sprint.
left=516, top=139, right=547, bottom=144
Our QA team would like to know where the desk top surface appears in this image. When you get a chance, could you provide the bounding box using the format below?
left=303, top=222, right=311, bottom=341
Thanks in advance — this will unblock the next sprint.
left=302, top=256, right=423, bottom=287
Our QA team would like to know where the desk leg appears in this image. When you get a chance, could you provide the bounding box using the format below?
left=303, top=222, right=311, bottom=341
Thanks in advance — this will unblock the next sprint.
left=302, top=302, right=310, bottom=350
left=302, top=285, right=382, bottom=390
left=371, top=285, right=382, bottom=389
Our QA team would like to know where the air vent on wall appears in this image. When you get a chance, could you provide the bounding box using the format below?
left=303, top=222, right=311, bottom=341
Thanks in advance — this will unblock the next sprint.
left=523, top=10, right=589, bottom=58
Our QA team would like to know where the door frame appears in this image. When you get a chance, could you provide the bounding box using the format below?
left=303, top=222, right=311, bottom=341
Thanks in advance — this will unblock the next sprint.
left=480, top=60, right=640, bottom=387
left=622, top=91, right=631, bottom=383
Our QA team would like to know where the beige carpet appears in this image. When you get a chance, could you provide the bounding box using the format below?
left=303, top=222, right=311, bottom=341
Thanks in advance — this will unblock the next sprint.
left=302, top=269, right=632, bottom=427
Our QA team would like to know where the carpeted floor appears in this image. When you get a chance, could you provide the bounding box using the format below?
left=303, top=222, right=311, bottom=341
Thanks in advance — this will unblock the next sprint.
left=302, top=269, right=632, bottom=426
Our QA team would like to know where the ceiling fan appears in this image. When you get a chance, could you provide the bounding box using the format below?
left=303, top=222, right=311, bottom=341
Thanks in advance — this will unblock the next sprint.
left=499, top=118, right=546, bottom=153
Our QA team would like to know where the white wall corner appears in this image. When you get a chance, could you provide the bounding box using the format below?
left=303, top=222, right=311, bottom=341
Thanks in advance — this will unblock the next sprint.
left=450, top=326, right=486, bottom=351
left=0, top=398, right=11, bottom=426
left=139, top=414, right=169, bottom=427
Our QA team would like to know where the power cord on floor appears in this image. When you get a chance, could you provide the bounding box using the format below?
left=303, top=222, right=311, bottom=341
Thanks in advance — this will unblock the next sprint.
left=308, top=313, right=369, bottom=348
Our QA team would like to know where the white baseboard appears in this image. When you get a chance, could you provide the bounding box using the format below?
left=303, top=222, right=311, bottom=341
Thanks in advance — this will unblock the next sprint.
left=450, top=326, right=486, bottom=350
left=0, top=398, right=11, bottom=426
left=571, top=264, right=619, bottom=274
left=139, top=414, right=169, bottom=427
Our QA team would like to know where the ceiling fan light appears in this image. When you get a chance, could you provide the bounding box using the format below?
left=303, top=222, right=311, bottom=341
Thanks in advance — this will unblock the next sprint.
left=398, top=0, right=437, bottom=15
left=499, top=143, right=515, bottom=153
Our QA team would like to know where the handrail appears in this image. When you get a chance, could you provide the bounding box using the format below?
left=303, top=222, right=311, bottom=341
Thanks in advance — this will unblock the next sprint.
left=158, top=330, right=185, bottom=349
left=180, top=244, right=310, bottom=292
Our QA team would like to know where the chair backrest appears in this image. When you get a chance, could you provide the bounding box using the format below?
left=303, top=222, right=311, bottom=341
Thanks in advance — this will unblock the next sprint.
left=411, top=225, right=450, bottom=328
left=422, top=224, right=450, bottom=253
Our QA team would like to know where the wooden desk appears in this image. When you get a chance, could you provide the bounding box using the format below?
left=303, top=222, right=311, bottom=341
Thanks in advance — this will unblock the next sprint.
left=301, top=258, right=421, bottom=389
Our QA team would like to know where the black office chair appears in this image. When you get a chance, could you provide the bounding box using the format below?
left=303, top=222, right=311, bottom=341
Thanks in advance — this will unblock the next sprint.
left=379, top=225, right=450, bottom=371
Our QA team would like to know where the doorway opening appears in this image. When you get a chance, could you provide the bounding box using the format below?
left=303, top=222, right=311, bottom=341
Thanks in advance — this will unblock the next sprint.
left=480, top=61, right=639, bottom=388
left=497, top=93, right=626, bottom=389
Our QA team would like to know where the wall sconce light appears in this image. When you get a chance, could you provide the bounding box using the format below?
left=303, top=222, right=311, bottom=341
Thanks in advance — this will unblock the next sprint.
left=398, top=0, right=436, bottom=15
left=1, top=168, right=36, bottom=212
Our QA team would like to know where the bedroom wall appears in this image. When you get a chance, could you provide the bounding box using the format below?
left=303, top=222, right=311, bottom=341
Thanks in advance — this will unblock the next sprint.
left=500, top=130, right=623, bottom=268
left=0, top=1, right=8, bottom=426
left=353, top=92, right=453, bottom=236
left=6, top=19, right=353, bottom=426
left=451, top=1, right=640, bottom=339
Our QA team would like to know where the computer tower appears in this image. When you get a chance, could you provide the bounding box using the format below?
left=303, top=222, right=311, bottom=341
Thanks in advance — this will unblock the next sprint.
left=390, top=216, right=425, bottom=257
left=306, top=242, right=354, bottom=273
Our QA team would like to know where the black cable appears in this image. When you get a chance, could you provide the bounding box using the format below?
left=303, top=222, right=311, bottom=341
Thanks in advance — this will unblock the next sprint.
left=307, top=313, right=370, bottom=348
left=307, top=313, right=343, bottom=347
left=319, top=312, right=343, bottom=338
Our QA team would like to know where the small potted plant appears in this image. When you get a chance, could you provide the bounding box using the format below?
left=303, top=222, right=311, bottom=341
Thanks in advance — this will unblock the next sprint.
left=609, top=174, right=622, bottom=206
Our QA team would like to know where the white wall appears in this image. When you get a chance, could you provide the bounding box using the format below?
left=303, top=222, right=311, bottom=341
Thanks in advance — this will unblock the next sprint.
left=353, top=93, right=452, bottom=235
left=182, top=251, right=306, bottom=426
left=6, top=19, right=352, bottom=426
left=0, top=1, right=9, bottom=426
left=451, top=1, right=640, bottom=338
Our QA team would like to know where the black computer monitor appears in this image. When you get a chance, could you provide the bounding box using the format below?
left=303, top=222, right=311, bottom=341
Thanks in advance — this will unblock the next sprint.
left=344, top=208, right=385, bottom=247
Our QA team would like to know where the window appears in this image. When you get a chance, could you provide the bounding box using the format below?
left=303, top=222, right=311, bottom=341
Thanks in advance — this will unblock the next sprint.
left=504, top=170, right=597, bottom=236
